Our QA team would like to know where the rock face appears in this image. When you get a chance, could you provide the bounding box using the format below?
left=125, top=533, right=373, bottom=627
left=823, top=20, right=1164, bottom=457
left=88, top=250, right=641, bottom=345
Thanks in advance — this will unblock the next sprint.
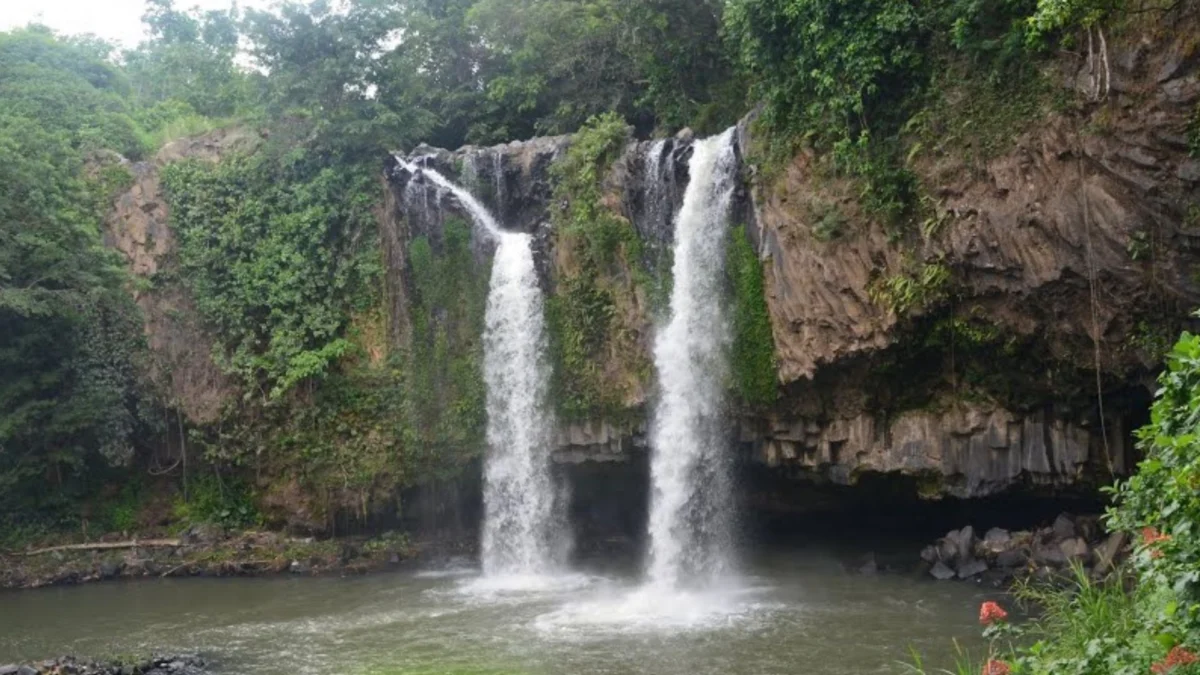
left=380, top=18, right=1200, bottom=503
left=105, top=13, right=1198, bottom=510
left=752, top=40, right=1200, bottom=385
left=104, top=128, right=261, bottom=423
left=748, top=404, right=1124, bottom=498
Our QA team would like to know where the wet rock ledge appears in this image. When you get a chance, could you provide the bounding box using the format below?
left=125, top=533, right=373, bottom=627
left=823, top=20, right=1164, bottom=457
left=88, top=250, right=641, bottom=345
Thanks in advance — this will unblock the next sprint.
left=0, top=655, right=207, bottom=675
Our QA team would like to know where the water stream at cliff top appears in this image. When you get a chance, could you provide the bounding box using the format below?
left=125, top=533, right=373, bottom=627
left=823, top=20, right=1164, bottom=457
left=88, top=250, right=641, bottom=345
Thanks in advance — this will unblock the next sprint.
left=397, top=159, right=566, bottom=584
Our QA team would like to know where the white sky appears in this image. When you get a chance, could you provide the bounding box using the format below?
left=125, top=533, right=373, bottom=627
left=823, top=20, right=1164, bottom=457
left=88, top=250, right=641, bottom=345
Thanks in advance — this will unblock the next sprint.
left=0, top=0, right=270, bottom=49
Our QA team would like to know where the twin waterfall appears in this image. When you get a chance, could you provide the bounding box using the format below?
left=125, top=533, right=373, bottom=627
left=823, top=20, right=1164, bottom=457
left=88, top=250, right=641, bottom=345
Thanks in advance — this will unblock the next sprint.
left=397, top=128, right=741, bottom=592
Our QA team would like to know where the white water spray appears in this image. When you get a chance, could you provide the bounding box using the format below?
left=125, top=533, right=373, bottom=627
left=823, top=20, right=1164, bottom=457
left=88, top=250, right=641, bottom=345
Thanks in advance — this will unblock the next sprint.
left=646, top=129, right=739, bottom=589
left=480, top=232, right=561, bottom=577
left=397, top=158, right=561, bottom=579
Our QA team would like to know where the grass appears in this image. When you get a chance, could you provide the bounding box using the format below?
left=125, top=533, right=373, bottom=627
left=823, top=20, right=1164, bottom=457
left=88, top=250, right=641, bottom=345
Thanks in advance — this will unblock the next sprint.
left=1007, top=563, right=1152, bottom=664
left=903, top=641, right=980, bottom=675
left=905, top=563, right=1162, bottom=674
left=142, top=113, right=236, bottom=150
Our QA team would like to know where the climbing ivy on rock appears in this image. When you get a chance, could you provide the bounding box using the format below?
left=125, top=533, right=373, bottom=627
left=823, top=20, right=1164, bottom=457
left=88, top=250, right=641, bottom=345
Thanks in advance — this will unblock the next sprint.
left=727, top=226, right=777, bottom=408
left=162, top=152, right=381, bottom=400
left=545, top=112, right=648, bottom=420
left=400, top=218, right=489, bottom=463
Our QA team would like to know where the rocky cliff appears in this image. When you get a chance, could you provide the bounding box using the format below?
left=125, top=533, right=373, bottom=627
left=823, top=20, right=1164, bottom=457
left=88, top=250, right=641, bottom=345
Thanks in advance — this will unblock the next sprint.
left=383, top=17, right=1200, bottom=503
left=104, top=128, right=262, bottom=424
left=101, top=16, right=1200, bottom=522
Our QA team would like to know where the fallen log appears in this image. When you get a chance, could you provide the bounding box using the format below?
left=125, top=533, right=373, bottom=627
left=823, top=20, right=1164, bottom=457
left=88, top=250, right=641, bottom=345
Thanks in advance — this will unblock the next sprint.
left=19, top=539, right=182, bottom=556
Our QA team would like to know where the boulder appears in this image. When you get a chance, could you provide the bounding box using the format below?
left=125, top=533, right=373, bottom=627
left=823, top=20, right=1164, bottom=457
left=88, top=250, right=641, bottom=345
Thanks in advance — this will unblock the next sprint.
left=930, top=561, right=957, bottom=580
left=996, top=548, right=1028, bottom=569
left=1094, top=531, right=1130, bottom=573
left=919, top=545, right=939, bottom=564
left=1033, top=540, right=1068, bottom=566
left=936, top=538, right=958, bottom=561
left=981, top=568, right=1014, bottom=588
left=15, top=668, right=35, bottom=675
left=957, top=558, right=989, bottom=579
left=0, top=666, right=19, bottom=675
left=982, top=528, right=1012, bottom=554
left=1052, top=514, right=1077, bottom=541
left=946, top=526, right=976, bottom=561
left=1060, top=537, right=1090, bottom=562
left=99, top=561, right=123, bottom=579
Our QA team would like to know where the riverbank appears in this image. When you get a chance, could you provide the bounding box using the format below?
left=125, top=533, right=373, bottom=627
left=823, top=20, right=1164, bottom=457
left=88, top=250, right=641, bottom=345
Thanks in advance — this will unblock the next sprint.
left=0, top=527, right=470, bottom=590
left=1, top=655, right=207, bottom=675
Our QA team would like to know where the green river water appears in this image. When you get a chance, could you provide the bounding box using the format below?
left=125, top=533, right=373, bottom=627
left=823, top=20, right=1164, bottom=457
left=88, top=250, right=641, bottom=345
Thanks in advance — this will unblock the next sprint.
left=0, top=546, right=990, bottom=675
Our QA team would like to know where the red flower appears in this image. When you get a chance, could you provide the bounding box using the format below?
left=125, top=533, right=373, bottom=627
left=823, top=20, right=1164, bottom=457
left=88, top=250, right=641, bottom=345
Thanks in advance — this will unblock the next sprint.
left=981, top=660, right=1010, bottom=675
left=979, top=601, right=1008, bottom=625
left=1151, top=646, right=1199, bottom=673
left=1143, top=527, right=1172, bottom=547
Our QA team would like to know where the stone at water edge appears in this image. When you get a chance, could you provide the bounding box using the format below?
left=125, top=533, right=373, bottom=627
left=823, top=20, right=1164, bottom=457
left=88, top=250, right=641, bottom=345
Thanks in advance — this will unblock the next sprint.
left=920, top=545, right=939, bottom=564
left=1094, top=531, right=1129, bottom=574
left=982, top=528, right=1012, bottom=554
left=14, top=667, right=35, bottom=675
left=944, top=526, right=975, bottom=563
left=957, top=558, right=989, bottom=579
left=1052, top=514, right=1077, bottom=541
left=1033, top=540, right=1068, bottom=566
left=99, top=561, right=123, bottom=579
left=930, top=561, right=956, bottom=580
left=0, top=665, right=19, bottom=675
left=996, top=548, right=1027, bottom=569
left=1059, top=537, right=1090, bottom=562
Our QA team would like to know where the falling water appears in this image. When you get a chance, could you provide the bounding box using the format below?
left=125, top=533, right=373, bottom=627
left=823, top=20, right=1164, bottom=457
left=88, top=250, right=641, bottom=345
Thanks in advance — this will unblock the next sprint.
left=645, top=129, right=739, bottom=589
left=493, top=150, right=506, bottom=222
left=642, top=139, right=680, bottom=241
left=480, top=232, right=562, bottom=578
left=396, top=158, right=561, bottom=579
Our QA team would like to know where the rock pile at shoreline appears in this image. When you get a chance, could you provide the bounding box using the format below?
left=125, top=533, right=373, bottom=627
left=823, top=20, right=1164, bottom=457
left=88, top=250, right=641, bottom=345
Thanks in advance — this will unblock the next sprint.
left=0, top=655, right=207, bottom=675
left=921, top=513, right=1129, bottom=585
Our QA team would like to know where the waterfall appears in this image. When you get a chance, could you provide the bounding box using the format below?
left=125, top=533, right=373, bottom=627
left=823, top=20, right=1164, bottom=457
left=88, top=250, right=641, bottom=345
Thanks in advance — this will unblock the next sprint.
left=480, top=231, right=560, bottom=576
left=396, top=158, right=561, bottom=578
left=492, top=150, right=506, bottom=222
left=642, top=139, right=680, bottom=242
left=645, top=129, right=739, bottom=589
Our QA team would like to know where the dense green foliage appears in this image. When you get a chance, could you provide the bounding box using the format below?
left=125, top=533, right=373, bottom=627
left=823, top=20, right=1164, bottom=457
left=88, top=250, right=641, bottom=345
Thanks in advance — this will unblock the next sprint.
left=400, top=219, right=488, bottom=463
left=726, top=226, right=777, bottom=408
left=162, top=154, right=380, bottom=399
left=0, top=28, right=154, bottom=528
left=724, top=0, right=1120, bottom=223
left=125, top=0, right=251, bottom=120
left=1110, top=332, right=1200, bottom=612
left=545, top=113, right=640, bottom=420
